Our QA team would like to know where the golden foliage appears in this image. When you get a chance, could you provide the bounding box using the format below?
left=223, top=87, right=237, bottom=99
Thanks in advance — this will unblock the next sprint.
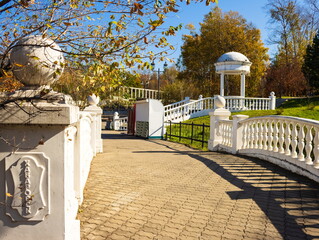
left=180, top=7, right=269, bottom=97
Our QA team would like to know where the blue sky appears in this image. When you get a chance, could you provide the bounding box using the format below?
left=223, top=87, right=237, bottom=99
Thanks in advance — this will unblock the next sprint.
left=153, top=0, right=275, bottom=67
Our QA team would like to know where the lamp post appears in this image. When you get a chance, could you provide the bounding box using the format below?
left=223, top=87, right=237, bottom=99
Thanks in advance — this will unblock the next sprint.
left=151, top=61, right=168, bottom=99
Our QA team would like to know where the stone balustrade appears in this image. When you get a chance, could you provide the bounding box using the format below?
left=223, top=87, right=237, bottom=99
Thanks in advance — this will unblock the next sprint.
left=0, top=36, right=103, bottom=240
left=164, top=96, right=191, bottom=112
left=120, top=86, right=161, bottom=99
left=112, top=112, right=128, bottom=131
left=163, top=94, right=276, bottom=123
left=164, top=97, right=214, bottom=122
left=209, top=105, right=319, bottom=183
left=0, top=94, right=103, bottom=240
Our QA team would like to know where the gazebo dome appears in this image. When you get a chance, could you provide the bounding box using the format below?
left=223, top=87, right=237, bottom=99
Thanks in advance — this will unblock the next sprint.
left=215, top=51, right=252, bottom=75
left=216, top=52, right=250, bottom=63
left=215, top=52, right=253, bottom=97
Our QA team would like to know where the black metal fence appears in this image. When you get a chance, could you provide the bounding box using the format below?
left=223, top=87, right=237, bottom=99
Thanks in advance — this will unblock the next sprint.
left=164, top=121, right=210, bottom=149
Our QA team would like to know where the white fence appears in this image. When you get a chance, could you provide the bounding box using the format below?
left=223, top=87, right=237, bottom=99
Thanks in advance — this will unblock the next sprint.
left=114, top=116, right=128, bottom=131
left=164, top=93, right=276, bottom=123
left=120, top=86, right=162, bottom=99
left=164, top=97, right=214, bottom=122
left=164, top=97, right=191, bottom=112
left=209, top=109, right=319, bottom=183
left=75, top=107, right=103, bottom=204
left=224, top=96, right=273, bottom=111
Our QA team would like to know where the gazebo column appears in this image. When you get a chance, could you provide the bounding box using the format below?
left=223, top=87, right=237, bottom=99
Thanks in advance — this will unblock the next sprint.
left=220, top=73, right=225, bottom=96
left=240, top=73, right=245, bottom=97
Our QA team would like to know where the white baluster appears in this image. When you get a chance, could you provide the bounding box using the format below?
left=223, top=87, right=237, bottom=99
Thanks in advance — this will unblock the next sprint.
left=229, top=124, right=232, bottom=146
left=222, top=123, right=226, bottom=145
left=273, top=120, right=279, bottom=152
left=291, top=123, right=298, bottom=158
left=226, top=124, right=229, bottom=145
left=263, top=120, right=268, bottom=150
left=247, top=122, right=252, bottom=149
left=305, top=126, right=313, bottom=165
left=313, top=127, right=319, bottom=168
left=297, top=124, right=305, bottom=161
left=254, top=121, right=259, bottom=147
left=251, top=122, right=256, bottom=149
left=258, top=121, right=263, bottom=149
left=268, top=120, right=274, bottom=151
left=242, top=123, right=248, bottom=149
left=278, top=121, right=285, bottom=154
left=285, top=122, right=291, bottom=156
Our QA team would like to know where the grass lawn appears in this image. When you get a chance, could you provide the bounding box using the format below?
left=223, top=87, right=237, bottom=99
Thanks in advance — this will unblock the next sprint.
left=165, top=97, right=319, bottom=150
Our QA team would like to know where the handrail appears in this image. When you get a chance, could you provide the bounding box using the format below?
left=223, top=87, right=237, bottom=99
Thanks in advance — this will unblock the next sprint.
left=209, top=113, right=319, bottom=183
left=120, top=86, right=162, bottom=99
left=163, top=95, right=275, bottom=123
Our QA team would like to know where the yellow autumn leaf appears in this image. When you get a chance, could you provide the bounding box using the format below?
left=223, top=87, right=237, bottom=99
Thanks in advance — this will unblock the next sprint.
left=6, top=193, right=13, bottom=197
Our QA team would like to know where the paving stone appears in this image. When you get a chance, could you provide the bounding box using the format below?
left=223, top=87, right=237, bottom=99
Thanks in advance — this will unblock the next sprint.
left=78, top=131, right=319, bottom=240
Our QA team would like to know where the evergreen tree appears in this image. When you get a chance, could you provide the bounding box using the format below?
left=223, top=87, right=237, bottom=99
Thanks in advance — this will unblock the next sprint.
left=302, top=30, right=319, bottom=93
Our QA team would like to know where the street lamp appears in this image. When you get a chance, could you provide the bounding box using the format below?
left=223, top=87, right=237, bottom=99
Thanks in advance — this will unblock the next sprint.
left=151, top=61, right=168, bottom=99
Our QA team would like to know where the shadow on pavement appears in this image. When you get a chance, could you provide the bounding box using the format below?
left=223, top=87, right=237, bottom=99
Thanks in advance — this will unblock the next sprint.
left=142, top=140, right=319, bottom=240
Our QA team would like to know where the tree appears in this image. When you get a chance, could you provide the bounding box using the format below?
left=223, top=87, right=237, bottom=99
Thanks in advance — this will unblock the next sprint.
left=0, top=0, right=217, bottom=99
left=303, top=30, right=319, bottom=93
left=178, top=7, right=269, bottom=97
left=264, top=0, right=318, bottom=97
left=264, top=58, right=307, bottom=97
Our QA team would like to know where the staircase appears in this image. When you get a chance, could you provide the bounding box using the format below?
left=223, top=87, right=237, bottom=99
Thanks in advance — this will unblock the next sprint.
left=164, top=95, right=275, bottom=123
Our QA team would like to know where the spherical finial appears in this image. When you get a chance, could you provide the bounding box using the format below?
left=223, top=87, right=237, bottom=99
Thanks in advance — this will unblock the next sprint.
left=215, top=95, right=226, bottom=108
left=270, top=91, right=275, bottom=97
left=87, top=94, right=100, bottom=106
left=10, top=35, right=64, bottom=88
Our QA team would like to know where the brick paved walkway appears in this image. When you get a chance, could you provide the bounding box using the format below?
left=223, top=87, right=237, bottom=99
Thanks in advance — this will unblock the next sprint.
left=78, top=131, right=319, bottom=240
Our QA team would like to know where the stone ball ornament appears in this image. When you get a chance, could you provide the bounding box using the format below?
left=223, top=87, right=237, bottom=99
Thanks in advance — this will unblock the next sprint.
left=87, top=94, right=100, bottom=106
left=215, top=95, right=226, bottom=108
left=9, top=35, right=64, bottom=87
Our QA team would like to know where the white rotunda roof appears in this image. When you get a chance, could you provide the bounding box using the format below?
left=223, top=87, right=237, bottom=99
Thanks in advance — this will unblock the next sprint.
left=216, top=51, right=250, bottom=63
left=215, top=51, right=252, bottom=75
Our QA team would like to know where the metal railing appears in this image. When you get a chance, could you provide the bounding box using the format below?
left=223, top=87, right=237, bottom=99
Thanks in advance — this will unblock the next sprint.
left=165, top=121, right=210, bottom=149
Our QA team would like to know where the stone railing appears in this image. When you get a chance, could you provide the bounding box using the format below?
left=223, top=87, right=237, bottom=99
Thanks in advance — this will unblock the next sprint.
left=112, top=112, right=128, bottom=131
left=114, top=117, right=128, bottom=131
left=120, top=86, right=162, bottom=99
left=0, top=36, right=104, bottom=240
left=224, top=95, right=274, bottom=111
left=164, top=96, right=192, bottom=112
left=164, top=97, right=214, bottom=122
left=209, top=105, right=319, bottom=183
left=164, top=93, right=276, bottom=123
left=0, top=93, right=103, bottom=240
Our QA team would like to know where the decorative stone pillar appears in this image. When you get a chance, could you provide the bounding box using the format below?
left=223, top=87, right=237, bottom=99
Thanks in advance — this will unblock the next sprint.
left=84, top=94, right=103, bottom=153
left=113, top=112, right=120, bottom=130
left=232, top=114, right=249, bottom=154
left=269, top=91, right=276, bottom=110
left=198, top=95, right=203, bottom=110
left=0, top=35, right=80, bottom=240
left=208, top=96, right=231, bottom=151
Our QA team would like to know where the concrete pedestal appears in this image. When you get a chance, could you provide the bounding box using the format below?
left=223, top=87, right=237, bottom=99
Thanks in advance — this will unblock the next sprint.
left=0, top=101, right=80, bottom=240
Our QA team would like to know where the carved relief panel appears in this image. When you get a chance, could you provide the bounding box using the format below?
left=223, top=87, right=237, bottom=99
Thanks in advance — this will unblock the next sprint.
left=5, top=153, right=49, bottom=222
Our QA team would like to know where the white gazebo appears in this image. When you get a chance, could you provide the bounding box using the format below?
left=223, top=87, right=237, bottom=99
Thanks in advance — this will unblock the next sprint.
left=214, top=52, right=252, bottom=97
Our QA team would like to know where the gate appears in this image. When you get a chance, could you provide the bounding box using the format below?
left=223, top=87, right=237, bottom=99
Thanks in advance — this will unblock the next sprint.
left=127, top=104, right=136, bottom=135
